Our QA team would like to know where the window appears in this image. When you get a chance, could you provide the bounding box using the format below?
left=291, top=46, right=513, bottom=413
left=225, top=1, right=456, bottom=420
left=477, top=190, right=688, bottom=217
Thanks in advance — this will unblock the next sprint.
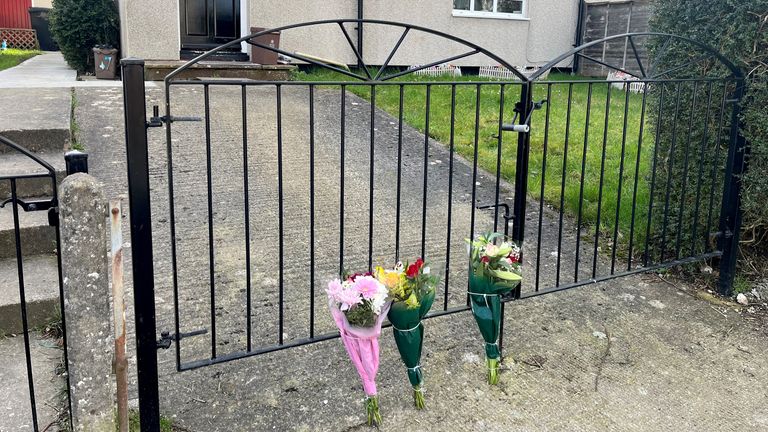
left=453, top=0, right=527, bottom=19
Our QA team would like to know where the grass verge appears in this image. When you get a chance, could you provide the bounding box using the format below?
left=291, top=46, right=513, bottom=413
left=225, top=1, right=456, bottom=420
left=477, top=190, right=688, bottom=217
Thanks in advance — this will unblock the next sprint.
left=294, top=68, right=652, bottom=254
left=128, top=410, right=179, bottom=431
left=0, top=49, right=41, bottom=72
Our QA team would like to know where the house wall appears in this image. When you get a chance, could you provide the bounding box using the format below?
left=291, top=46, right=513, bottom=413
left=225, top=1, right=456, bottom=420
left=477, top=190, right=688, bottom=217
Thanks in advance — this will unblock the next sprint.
left=246, top=1, right=356, bottom=64
left=119, top=0, right=579, bottom=67
left=248, top=0, right=578, bottom=68
left=31, top=0, right=53, bottom=8
left=119, top=0, right=180, bottom=60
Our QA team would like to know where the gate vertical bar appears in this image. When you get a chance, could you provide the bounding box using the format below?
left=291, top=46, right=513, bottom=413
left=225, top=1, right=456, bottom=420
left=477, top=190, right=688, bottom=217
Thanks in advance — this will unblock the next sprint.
left=121, top=58, right=161, bottom=432
left=512, top=82, right=532, bottom=255
left=54, top=162, right=75, bottom=431
left=717, top=79, right=746, bottom=296
left=10, top=180, right=38, bottom=432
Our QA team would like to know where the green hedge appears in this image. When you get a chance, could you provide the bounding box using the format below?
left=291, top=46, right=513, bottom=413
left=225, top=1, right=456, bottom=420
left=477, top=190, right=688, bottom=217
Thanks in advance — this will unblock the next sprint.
left=648, top=0, right=768, bottom=258
left=49, top=0, right=119, bottom=73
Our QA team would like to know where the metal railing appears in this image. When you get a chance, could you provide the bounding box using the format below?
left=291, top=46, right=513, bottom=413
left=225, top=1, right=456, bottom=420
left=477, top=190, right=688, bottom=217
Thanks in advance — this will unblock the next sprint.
left=0, top=135, right=72, bottom=432
left=121, top=21, right=747, bottom=432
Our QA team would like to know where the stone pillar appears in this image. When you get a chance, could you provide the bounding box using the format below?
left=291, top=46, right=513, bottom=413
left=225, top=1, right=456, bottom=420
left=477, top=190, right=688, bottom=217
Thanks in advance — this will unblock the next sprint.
left=59, top=173, right=116, bottom=432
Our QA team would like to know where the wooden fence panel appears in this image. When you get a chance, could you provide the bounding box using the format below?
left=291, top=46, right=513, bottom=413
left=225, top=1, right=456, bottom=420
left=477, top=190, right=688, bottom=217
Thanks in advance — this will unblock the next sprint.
left=0, top=0, right=32, bottom=29
left=579, top=0, right=651, bottom=77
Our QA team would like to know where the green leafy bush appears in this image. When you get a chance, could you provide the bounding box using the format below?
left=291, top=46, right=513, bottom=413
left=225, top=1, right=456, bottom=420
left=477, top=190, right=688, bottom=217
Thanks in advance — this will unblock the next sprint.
left=648, top=0, right=768, bottom=258
left=49, top=0, right=119, bottom=73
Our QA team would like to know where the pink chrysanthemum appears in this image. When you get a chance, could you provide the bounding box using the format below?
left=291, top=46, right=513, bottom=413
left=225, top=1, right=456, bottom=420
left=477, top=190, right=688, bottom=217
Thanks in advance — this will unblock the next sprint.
left=354, top=276, right=384, bottom=300
left=326, top=279, right=344, bottom=302
left=337, top=288, right=363, bottom=311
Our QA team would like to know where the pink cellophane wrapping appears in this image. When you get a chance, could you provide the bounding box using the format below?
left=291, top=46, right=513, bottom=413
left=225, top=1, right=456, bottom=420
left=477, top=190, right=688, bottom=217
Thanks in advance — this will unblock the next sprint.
left=329, top=299, right=391, bottom=396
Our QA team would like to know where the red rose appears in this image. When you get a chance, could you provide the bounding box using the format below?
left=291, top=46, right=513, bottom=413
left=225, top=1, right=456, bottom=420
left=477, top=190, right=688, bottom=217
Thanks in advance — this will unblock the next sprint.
left=507, top=254, right=519, bottom=264
left=406, top=258, right=424, bottom=278
left=480, top=256, right=490, bottom=264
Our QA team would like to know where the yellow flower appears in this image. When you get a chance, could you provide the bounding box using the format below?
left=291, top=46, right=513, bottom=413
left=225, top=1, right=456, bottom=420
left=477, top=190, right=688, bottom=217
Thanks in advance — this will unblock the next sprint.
left=374, top=266, right=386, bottom=280
left=405, top=292, right=419, bottom=309
left=375, top=266, right=409, bottom=300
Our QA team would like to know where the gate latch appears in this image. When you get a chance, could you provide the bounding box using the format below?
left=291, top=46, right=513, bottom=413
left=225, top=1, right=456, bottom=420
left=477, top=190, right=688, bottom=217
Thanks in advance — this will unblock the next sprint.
left=501, top=99, right=548, bottom=133
left=157, top=329, right=208, bottom=349
left=147, top=105, right=203, bottom=128
left=0, top=198, right=58, bottom=227
left=0, top=197, right=54, bottom=212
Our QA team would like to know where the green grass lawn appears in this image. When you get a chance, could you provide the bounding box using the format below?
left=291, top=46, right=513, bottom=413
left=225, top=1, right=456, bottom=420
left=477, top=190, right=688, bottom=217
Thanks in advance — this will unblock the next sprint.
left=0, top=48, right=41, bottom=71
left=294, top=68, right=652, bottom=255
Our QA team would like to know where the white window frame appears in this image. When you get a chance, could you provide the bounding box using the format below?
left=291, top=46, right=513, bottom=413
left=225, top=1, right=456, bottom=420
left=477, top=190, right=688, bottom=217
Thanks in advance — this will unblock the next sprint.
left=452, top=0, right=529, bottom=21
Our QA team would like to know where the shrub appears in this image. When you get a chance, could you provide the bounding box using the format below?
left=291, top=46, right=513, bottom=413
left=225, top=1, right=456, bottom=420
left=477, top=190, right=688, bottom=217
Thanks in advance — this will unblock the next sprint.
left=49, top=0, right=120, bottom=73
left=648, top=1, right=768, bottom=260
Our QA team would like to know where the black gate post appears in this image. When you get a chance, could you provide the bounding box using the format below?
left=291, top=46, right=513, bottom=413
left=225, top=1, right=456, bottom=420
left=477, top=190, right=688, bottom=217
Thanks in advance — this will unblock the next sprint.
left=717, top=79, right=747, bottom=296
left=121, top=58, right=161, bottom=432
left=512, top=82, right=532, bottom=247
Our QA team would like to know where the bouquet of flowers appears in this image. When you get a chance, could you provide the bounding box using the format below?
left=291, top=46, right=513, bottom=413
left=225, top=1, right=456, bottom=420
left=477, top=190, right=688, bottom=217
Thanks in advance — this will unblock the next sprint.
left=466, top=232, right=522, bottom=385
left=327, top=272, right=391, bottom=426
left=376, top=259, right=438, bottom=409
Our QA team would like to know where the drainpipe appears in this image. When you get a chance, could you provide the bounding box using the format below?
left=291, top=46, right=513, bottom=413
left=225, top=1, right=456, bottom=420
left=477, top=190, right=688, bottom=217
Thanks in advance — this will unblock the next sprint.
left=573, top=0, right=586, bottom=74
left=357, top=0, right=363, bottom=69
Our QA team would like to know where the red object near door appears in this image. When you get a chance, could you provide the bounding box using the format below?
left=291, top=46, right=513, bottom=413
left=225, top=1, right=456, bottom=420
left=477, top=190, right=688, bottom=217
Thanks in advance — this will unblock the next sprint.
left=0, top=0, right=32, bottom=29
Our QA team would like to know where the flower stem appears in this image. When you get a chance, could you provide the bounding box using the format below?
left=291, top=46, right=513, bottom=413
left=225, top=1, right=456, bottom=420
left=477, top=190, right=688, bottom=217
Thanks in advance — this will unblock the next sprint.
left=365, top=396, right=382, bottom=426
left=413, top=385, right=425, bottom=410
left=487, top=357, right=499, bottom=385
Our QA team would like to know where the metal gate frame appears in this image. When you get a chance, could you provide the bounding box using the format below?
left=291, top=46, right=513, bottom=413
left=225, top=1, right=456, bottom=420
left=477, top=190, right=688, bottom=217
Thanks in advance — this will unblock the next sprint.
left=121, top=20, right=746, bottom=431
left=0, top=135, right=73, bottom=431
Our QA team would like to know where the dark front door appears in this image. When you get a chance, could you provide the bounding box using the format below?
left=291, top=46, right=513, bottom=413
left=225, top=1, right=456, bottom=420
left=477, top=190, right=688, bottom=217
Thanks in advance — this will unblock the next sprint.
left=180, top=0, right=240, bottom=50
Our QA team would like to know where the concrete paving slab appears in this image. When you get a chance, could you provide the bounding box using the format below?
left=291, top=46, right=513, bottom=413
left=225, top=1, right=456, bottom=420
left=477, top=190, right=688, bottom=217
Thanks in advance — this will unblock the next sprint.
left=0, top=332, right=65, bottom=432
left=0, top=87, right=70, bottom=153
left=0, top=205, right=56, bottom=259
left=0, top=51, right=151, bottom=88
left=0, top=254, right=60, bottom=334
left=0, top=52, right=76, bottom=88
left=76, top=85, right=768, bottom=431
left=0, top=151, right=65, bottom=198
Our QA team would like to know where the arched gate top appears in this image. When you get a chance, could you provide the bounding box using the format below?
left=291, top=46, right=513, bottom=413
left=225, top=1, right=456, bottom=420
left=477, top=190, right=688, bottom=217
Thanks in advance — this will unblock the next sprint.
left=165, top=19, right=529, bottom=83
left=529, top=32, right=743, bottom=81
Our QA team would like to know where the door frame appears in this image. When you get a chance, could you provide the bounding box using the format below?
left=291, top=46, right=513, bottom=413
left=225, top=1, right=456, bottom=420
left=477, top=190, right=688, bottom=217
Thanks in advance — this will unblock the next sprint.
left=178, top=0, right=247, bottom=52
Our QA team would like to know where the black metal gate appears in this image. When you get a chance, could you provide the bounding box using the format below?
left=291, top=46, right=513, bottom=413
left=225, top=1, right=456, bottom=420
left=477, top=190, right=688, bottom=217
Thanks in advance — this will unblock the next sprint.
left=0, top=135, right=73, bottom=431
left=121, top=20, right=746, bottom=431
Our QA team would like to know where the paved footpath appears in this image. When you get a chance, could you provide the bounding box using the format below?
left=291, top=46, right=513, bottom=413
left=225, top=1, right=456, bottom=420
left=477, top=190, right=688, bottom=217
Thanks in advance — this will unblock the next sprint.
left=0, top=51, right=147, bottom=88
left=76, top=84, right=768, bottom=432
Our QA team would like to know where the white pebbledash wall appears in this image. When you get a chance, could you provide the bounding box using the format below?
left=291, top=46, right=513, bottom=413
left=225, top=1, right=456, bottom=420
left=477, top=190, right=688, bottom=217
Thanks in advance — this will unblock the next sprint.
left=119, top=0, right=578, bottom=68
left=31, top=0, right=53, bottom=8
left=118, top=0, right=181, bottom=60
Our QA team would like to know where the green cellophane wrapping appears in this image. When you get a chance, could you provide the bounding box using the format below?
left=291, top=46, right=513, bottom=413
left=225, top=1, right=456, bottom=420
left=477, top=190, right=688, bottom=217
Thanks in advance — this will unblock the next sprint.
left=387, top=289, right=435, bottom=406
left=468, top=272, right=519, bottom=384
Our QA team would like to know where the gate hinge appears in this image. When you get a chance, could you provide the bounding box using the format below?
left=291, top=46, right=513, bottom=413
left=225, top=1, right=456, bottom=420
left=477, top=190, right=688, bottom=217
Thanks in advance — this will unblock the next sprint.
left=157, top=329, right=208, bottom=349
left=146, top=105, right=202, bottom=128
